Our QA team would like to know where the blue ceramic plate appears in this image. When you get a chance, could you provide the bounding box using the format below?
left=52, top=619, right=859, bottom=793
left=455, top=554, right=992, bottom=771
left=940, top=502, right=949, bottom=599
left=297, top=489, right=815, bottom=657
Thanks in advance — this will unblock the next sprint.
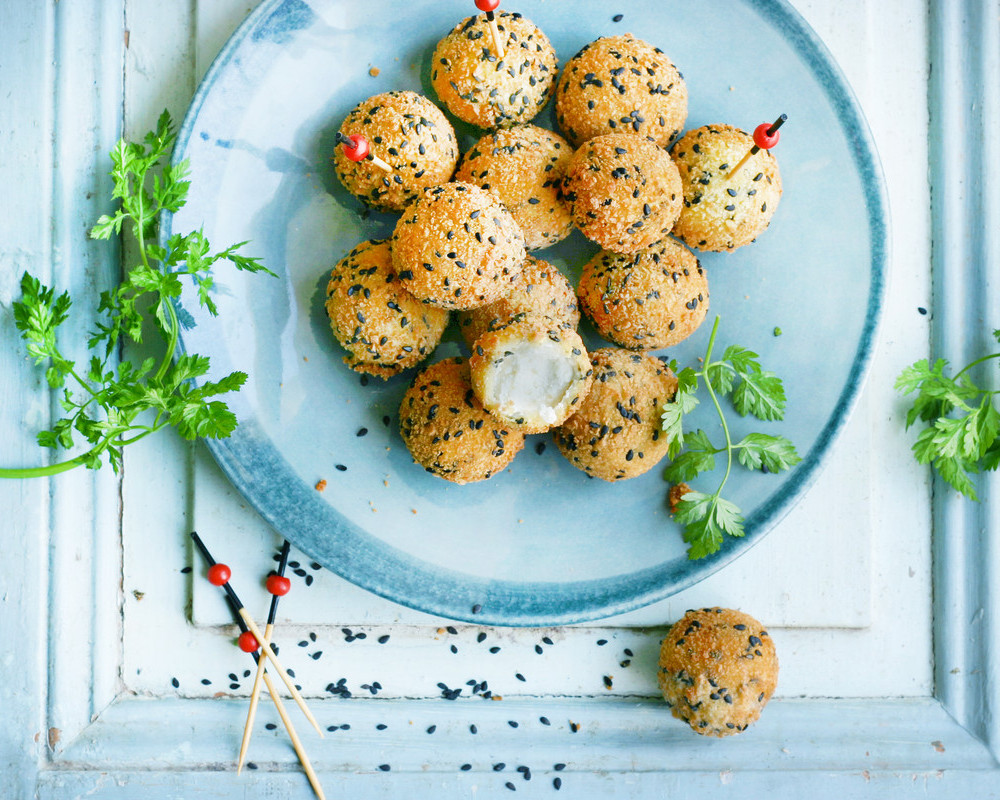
left=165, top=0, right=887, bottom=625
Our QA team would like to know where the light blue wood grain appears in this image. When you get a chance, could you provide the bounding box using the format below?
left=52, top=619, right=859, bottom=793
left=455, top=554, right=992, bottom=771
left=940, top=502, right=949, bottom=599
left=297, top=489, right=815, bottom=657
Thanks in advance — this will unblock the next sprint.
left=0, top=5, right=56, bottom=796
left=4, top=0, right=1000, bottom=797
left=929, top=0, right=1000, bottom=764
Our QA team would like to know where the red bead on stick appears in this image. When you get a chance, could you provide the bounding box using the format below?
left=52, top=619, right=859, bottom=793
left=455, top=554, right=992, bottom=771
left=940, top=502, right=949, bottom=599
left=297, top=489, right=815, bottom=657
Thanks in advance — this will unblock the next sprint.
left=342, top=134, right=370, bottom=162
left=266, top=574, right=292, bottom=597
left=475, top=0, right=500, bottom=11
left=753, top=123, right=780, bottom=150
left=207, top=563, right=231, bottom=586
left=238, top=630, right=260, bottom=652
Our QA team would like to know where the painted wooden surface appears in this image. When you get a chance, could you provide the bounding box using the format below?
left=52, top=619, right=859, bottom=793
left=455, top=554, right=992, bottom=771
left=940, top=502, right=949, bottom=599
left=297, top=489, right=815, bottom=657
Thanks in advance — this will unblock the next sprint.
left=1, top=0, right=999, bottom=797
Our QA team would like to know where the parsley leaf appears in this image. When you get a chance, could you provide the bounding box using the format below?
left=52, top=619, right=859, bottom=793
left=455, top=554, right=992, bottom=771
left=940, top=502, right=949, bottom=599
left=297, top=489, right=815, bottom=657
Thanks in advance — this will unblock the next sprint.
left=896, top=347, right=1000, bottom=501
left=1, top=111, right=274, bottom=479
left=661, top=316, right=801, bottom=559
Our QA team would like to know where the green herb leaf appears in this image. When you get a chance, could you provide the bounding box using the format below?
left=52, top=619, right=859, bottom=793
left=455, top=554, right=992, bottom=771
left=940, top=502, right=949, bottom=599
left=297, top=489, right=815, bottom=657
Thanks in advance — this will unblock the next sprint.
left=897, top=347, right=1000, bottom=500
left=735, top=433, right=802, bottom=473
left=0, top=111, right=273, bottom=480
left=660, top=316, right=798, bottom=559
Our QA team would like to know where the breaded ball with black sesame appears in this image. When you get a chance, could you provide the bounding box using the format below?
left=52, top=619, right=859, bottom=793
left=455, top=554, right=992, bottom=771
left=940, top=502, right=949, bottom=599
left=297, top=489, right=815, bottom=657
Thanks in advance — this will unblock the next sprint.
left=555, top=34, right=687, bottom=148
left=469, top=318, right=593, bottom=434
left=671, top=124, right=783, bottom=252
left=457, top=254, right=579, bottom=350
left=455, top=125, right=574, bottom=251
left=332, top=91, right=458, bottom=212
left=399, top=357, right=525, bottom=484
left=657, top=607, right=779, bottom=737
left=553, top=348, right=677, bottom=481
left=325, top=239, right=449, bottom=378
left=390, top=182, right=526, bottom=310
left=562, top=133, right=682, bottom=254
left=431, top=12, right=558, bottom=129
left=578, top=238, right=708, bottom=350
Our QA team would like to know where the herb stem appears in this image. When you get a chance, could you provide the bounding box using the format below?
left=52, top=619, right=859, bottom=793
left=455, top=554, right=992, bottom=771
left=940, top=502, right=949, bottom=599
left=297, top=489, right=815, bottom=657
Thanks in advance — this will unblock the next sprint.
left=700, top=319, right=734, bottom=499
left=954, top=351, right=1000, bottom=380
left=155, top=297, right=180, bottom=381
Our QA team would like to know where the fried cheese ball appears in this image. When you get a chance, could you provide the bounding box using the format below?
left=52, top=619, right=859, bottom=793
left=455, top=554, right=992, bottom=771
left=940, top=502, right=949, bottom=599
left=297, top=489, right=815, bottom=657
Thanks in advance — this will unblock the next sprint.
left=455, top=125, right=574, bottom=251
left=324, top=239, right=449, bottom=378
left=332, top=91, right=458, bottom=212
left=555, top=34, right=688, bottom=148
left=562, top=133, right=682, bottom=254
left=456, top=254, right=579, bottom=350
left=399, top=357, right=525, bottom=484
left=553, top=348, right=677, bottom=481
left=390, top=182, right=526, bottom=310
left=671, top=124, right=783, bottom=252
left=578, top=238, right=708, bottom=350
left=657, top=607, right=779, bottom=737
left=469, top=318, right=593, bottom=434
left=431, top=12, right=558, bottom=129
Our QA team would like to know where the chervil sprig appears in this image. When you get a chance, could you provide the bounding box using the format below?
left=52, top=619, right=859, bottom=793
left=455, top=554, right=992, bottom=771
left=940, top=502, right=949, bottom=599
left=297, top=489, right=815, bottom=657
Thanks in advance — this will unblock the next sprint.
left=1, top=110, right=275, bottom=479
left=661, top=316, right=801, bottom=559
left=895, top=331, right=1000, bottom=501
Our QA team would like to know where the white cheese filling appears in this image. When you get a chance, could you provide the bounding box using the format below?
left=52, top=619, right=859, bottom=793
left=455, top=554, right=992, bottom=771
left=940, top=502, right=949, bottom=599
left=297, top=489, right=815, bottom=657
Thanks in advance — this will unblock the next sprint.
left=487, top=340, right=577, bottom=423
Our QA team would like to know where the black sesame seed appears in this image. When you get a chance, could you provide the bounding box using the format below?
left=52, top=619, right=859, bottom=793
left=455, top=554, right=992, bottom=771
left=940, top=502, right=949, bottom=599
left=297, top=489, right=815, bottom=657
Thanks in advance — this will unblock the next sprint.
left=554, top=763, right=566, bottom=771
left=553, top=777, right=562, bottom=790
left=460, top=763, right=472, bottom=771
left=612, top=13, right=623, bottom=21
left=356, top=427, right=368, bottom=437
left=378, top=764, right=391, bottom=771
left=494, top=762, right=506, bottom=771
left=171, top=677, right=179, bottom=688
left=180, top=566, right=192, bottom=574
left=377, top=723, right=388, bottom=730
left=426, top=725, right=437, bottom=734
left=508, top=720, right=519, bottom=728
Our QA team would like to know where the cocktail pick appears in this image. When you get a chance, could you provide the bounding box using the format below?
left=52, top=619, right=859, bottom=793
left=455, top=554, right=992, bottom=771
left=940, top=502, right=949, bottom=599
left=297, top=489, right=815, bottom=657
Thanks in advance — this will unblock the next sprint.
left=189, top=532, right=324, bottom=738
left=336, top=131, right=392, bottom=172
left=223, top=556, right=326, bottom=799
left=729, top=114, right=787, bottom=178
left=237, top=540, right=292, bottom=773
left=475, top=0, right=505, bottom=59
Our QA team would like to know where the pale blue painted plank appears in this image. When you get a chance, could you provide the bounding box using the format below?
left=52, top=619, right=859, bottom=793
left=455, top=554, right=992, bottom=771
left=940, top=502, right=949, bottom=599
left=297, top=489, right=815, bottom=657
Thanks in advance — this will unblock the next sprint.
left=0, top=3, right=57, bottom=799
left=928, top=0, right=1000, bottom=761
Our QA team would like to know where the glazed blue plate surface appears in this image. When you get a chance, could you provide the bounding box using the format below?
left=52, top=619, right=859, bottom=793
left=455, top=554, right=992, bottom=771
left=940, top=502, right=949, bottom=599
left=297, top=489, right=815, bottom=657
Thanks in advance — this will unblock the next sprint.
left=165, top=0, right=887, bottom=625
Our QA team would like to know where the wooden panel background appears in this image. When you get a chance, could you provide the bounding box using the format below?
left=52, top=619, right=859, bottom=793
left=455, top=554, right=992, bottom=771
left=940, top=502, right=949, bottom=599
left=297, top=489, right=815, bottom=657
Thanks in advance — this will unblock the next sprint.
left=1, top=0, right=999, bottom=797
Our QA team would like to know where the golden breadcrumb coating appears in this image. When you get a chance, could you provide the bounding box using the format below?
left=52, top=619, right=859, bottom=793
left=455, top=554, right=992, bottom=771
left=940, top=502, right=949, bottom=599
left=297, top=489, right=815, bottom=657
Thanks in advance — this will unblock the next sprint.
left=670, top=124, right=783, bottom=252
left=562, top=133, right=682, bottom=254
left=390, top=182, right=526, bottom=310
left=332, top=91, right=458, bottom=212
left=325, top=239, right=448, bottom=378
left=553, top=348, right=677, bottom=481
left=657, top=607, right=779, bottom=737
left=399, top=357, right=525, bottom=483
left=555, top=34, right=687, bottom=147
left=431, top=12, right=558, bottom=129
left=457, top=254, right=579, bottom=350
left=577, top=238, right=708, bottom=350
left=455, top=125, right=574, bottom=251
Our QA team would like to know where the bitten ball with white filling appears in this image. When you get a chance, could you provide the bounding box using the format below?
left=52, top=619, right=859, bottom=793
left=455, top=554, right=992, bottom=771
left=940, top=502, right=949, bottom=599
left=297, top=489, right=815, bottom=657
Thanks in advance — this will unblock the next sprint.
left=657, top=607, right=779, bottom=737
left=455, top=125, right=574, bottom=251
left=332, top=91, right=459, bottom=212
left=577, top=238, right=708, bottom=350
left=390, top=182, right=526, bottom=310
left=562, top=133, right=682, bottom=254
left=555, top=34, right=687, bottom=148
left=325, top=239, right=449, bottom=378
left=469, top=318, right=593, bottom=434
left=399, top=357, right=525, bottom=484
left=431, top=12, right=558, bottom=129
left=553, top=348, right=677, bottom=481
left=457, top=254, right=579, bottom=350
left=671, top=124, right=783, bottom=252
